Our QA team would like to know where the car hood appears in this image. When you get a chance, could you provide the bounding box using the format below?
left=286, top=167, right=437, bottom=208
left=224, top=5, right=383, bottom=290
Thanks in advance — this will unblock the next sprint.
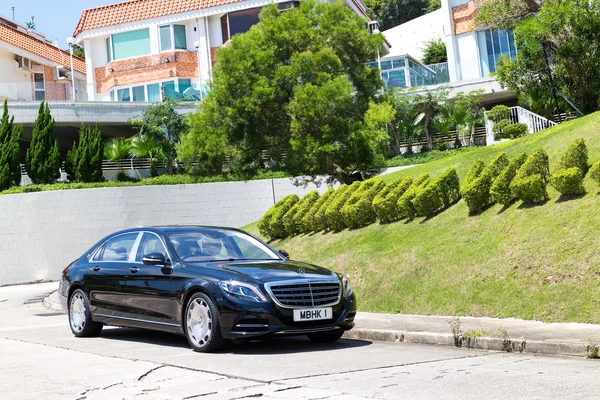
left=204, top=260, right=338, bottom=283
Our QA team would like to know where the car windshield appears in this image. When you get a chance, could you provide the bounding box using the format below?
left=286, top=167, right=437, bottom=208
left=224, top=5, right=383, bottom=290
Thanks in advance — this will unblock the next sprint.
left=167, top=229, right=281, bottom=262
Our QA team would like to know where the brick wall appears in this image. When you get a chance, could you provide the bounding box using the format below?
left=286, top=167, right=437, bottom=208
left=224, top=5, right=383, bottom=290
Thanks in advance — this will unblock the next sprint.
left=29, top=62, right=73, bottom=101
left=95, top=51, right=198, bottom=93
left=453, top=0, right=484, bottom=35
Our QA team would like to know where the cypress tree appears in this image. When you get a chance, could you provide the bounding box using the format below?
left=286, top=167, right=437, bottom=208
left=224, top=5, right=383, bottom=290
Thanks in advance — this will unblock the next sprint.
left=66, top=124, right=104, bottom=182
left=0, top=100, right=23, bottom=191
left=25, top=102, right=61, bottom=184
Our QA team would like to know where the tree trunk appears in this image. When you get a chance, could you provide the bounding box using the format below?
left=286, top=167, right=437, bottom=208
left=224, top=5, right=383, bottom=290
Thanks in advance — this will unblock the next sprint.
left=470, top=123, right=476, bottom=146
left=424, top=114, right=432, bottom=150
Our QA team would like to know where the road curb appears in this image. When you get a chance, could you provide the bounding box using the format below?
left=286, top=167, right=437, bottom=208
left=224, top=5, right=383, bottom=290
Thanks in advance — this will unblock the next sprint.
left=42, top=291, right=64, bottom=313
left=345, top=328, right=592, bottom=358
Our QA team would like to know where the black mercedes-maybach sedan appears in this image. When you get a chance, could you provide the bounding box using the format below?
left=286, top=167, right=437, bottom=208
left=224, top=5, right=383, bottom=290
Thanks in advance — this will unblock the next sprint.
left=59, top=226, right=356, bottom=352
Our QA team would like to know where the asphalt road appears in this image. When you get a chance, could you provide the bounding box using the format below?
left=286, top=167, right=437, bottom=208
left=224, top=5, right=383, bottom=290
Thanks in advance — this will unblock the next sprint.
left=2, top=283, right=600, bottom=399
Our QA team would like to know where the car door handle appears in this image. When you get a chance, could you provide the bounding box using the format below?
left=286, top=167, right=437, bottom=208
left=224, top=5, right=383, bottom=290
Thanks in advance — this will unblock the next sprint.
left=93, top=266, right=100, bottom=272
left=129, top=267, right=139, bottom=273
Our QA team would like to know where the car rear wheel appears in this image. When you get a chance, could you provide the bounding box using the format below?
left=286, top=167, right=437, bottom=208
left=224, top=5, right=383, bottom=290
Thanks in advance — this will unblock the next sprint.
left=68, top=289, right=103, bottom=337
left=184, top=292, right=224, bottom=353
left=307, top=329, right=345, bottom=343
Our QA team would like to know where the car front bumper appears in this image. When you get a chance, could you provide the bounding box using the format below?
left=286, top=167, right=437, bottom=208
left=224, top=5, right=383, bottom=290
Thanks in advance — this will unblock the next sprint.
left=216, top=293, right=357, bottom=340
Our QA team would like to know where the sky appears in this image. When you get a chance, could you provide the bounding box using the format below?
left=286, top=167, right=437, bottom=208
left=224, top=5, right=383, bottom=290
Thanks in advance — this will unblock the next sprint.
left=3, top=0, right=122, bottom=49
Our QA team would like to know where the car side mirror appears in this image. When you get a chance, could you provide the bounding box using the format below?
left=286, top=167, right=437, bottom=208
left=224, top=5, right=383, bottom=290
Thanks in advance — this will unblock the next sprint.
left=142, top=252, right=166, bottom=266
left=279, top=250, right=290, bottom=258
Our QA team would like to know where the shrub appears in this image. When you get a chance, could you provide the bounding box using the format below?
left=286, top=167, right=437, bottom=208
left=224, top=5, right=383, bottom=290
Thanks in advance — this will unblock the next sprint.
left=258, top=194, right=297, bottom=239
left=268, top=194, right=300, bottom=239
left=301, top=187, right=334, bottom=233
left=282, top=190, right=320, bottom=237
left=412, top=180, right=443, bottom=218
left=559, top=138, right=588, bottom=174
left=462, top=153, right=509, bottom=214
left=500, top=123, right=528, bottom=139
left=510, top=174, right=549, bottom=204
left=342, top=179, right=386, bottom=229
left=373, top=177, right=413, bottom=223
left=65, top=125, right=105, bottom=183
left=25, top=102, right=61, bottom=184
left=398, top=174, right=431, bottom=220
left=325, top=181, right=361, bottom=232
left=487, top=105, right=511, bottom=123
left=589, top=160, right=600, bottom=185
left=516, top=148, right=550, bottom=182
left=436, top=168, right=461, bottom=208
left=313, top=185, right=348, bottom=232
left=461, top=160, right=485, bottom=193
left=490, top=152, right=528, bottom=205
left=550, top=167, right=585, bottom=196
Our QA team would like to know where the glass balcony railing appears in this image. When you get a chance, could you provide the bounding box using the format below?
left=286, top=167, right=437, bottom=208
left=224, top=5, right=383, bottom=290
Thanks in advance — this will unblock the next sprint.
left=426, top=62, right=450, bottom=85
left=368, top=56, right=449, bottom=89
left=0, top=81, right=88, bottom=102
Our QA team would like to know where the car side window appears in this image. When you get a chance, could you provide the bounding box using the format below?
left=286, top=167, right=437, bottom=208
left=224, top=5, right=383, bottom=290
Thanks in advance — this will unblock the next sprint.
left=95, top=233, right=139, bottom=262
left=136, top=233, right=167, bottom=262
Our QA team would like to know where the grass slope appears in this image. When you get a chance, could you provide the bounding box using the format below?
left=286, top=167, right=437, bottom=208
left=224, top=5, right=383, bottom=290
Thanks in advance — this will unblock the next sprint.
left=246, top=112, right=600, bottom=324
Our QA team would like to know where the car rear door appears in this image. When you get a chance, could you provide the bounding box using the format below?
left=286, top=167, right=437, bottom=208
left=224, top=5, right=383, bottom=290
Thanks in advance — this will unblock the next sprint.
left=85, top=232, right=141, bottom=319
left=125, top=232, right=177, bottom=327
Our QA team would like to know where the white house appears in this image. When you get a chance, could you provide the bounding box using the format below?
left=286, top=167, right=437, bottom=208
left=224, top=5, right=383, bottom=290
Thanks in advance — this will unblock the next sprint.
left=73, top=0, right=379, bottom=103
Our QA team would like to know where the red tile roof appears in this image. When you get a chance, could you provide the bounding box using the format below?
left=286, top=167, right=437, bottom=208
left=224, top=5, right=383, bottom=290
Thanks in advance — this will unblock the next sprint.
left=74, top=0, right=245, bottom=37
left=74, top=0, right=374, bottom=37
left=0, top=23, right=87, bottom=75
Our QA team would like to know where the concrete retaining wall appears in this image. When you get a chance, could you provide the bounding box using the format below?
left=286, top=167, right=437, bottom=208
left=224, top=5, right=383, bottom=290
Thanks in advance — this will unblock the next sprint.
left=0, top=178, right=330, bottom=285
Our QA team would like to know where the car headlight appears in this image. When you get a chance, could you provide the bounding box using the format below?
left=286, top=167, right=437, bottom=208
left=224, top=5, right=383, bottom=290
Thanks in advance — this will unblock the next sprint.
left=341, top=275, right=353, bottom=298
left=219, top=281, right=268, bottom=302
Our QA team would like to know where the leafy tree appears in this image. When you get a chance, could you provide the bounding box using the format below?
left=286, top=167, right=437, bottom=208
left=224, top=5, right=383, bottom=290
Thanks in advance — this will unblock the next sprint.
left=130, top=99, right=189, bottom=173
left=421, top=38, right=447, bottom=65
left=65, top=124, right=104, bottom=182
left=364, top=0, right=431, bottom=31
left=478, top=0, right=600, bottom=115
left=0, top=100, right=23, bottom=191
left=25, top=102, right=61, bottom=184
left=130, top=134, right=162, bottom=177
left=413, top=87, right=449, bottom=149
left=425, top=0, right=442, bottom=13
left=454, top=90, right=485, bottom=145
left=179, top=1, right=385, bottom=184
left=72, top=44, right=85, bottom=59
left=104, top=138, right=131, bottom=161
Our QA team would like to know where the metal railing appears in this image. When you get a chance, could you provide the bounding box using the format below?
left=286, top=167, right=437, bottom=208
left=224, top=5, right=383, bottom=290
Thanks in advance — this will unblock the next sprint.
left=484, top=106, right=557, bottom=145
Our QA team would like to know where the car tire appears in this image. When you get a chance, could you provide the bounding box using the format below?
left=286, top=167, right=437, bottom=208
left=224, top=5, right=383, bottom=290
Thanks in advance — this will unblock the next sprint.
left=68, top=289, right=103, bottom=337
left=184, top=292, right=224, bottom=353
left=307, top=329, right=345, bottom=343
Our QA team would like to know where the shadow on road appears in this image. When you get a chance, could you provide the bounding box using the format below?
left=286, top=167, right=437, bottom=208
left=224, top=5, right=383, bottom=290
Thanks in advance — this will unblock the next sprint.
left=98, top=327, right=372, bottom=354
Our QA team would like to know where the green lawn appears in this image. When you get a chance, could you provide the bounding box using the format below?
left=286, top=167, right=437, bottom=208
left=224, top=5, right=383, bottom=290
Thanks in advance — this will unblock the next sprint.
left=245, top=112, right=600, bottom=323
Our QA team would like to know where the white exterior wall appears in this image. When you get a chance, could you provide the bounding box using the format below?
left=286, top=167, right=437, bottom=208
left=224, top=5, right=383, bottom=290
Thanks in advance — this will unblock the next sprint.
left=0, top=49, right=33, bottom=101
left=455, top=32, right=480, bottom=80
left=383, top=10, right=445, bottom=61
left=0, top=178, right=334, bottom=286
left=208, top=15, right=225, bottom=48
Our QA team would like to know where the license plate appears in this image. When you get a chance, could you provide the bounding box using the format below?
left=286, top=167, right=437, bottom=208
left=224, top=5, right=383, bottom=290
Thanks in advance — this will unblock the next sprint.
left=293, top=307, right=333, bottom=322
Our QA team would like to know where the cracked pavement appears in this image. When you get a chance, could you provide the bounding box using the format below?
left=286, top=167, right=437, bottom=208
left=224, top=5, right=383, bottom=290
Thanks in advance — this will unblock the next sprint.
left=3, top=283, right=600, bottom=399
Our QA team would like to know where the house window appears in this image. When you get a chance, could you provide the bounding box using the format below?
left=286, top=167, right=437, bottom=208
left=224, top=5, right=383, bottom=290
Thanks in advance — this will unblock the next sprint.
left=132, top=86, right=146, bottom=102
left=477, top=29, right=517, bottom=77
left=105, top=37, right=112, bottom=62
left=147, top=83, right=161, bottom=102
left=33, top=71, right=45, bottom=100
left=221, top=14, right=230, bottom=43
left=228, top=8, right=261, bottom=37
left=117, top=88, right=131, bottom=102
left=159, top=24, right=187, bottom=52
left=110, top=28, right=151, bottom=61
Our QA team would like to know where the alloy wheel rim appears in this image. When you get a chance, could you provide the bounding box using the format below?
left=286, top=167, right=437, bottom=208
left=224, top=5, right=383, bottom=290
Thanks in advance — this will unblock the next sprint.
left=186, top=299, right=212, bottom=347
left=70, top=293, right=86, bottom=333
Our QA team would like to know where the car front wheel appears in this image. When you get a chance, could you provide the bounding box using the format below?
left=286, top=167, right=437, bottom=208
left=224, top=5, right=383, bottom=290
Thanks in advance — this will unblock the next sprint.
left=307, top=329, right=345, bottom=343
left=68, top=289, right=103, bottom=337
left=184, top=292, right=224, bottom=353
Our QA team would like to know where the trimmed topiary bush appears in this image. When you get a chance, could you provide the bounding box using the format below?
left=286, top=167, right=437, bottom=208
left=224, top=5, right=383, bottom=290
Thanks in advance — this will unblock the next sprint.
left=558, top=138, right=588, bottom=174
left=461, top=160, right=485, bottom=193
left=325, top=181, right=361, bottom=232
left=412, top=180, right=443, bottom=218
left=341, top=179, right=386, bottom=229
left=301, top=187, right=334, bottom=233
left=550, top=167, right=585, bottom=196
left=258, top=194, right=297, bottom=239
left=589, top=160, right=600, bottom=186
left=516, top=148, right=550, bottom=182
left=436, top=168, right=461, bottom=208
left=510, top=174, right=549, bottom=203
left=398, top=174, right=431, bottom=220
left=499, top=123, right=528, bottom=139
left=373, top=177, right=413, bottom=223
left=461, top=153, right=509, bottom=214
left=313, top=185, right=348, bottom=232
left=282, top=190, right=320, bottom=237
left=268, top=194, right=300, bottom=239
left=490, top=152, right=528, bottom=205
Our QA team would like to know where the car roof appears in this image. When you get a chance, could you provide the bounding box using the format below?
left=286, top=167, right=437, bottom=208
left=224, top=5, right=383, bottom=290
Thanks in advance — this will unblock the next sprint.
left=108, top=225, right=246, bottom=235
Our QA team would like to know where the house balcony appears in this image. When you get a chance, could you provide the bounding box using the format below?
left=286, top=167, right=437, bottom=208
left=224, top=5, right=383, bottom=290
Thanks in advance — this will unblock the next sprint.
left=368, top=55, right=450, bottom=89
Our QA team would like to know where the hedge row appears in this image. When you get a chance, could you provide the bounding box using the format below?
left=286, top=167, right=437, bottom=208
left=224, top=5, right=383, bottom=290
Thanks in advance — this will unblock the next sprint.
left=373, top=177, right=413, bottom=223
left=398, top=173, right=431, bottom=220
left=490, top=152, right=528, bottom=205
left=258, top=194, right=300, bottom=240
left=282, top=190, right=320, bottom=237
left=550, top=139, right=589, bottom=197
left=326, top=181, right=362, bottom=232
left=510, top=149, right=550, bottom=204
left=461, top=153, right=509, bottom=215
left=301, top=187, right=334, bottom=233
left=341, top=179, right=387, bottom=229
left=412, top=168, right=461, bottom=218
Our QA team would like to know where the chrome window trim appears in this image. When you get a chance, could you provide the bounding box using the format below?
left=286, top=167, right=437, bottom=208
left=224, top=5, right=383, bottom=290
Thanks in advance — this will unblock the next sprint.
left=89, top=231, right=143, bottom=264
left=131, top=231, right=174, bottom=265
left=264, top=278, right=341, bottom=309
left=95, top=313, right=179, bottom=328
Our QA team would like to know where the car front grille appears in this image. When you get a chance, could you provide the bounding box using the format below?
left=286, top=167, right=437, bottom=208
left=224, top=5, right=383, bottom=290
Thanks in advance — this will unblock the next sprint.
left=265, top=280, right=341, bottom=308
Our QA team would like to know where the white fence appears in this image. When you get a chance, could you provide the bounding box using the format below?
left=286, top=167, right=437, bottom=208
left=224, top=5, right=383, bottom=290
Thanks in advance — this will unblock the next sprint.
left=485, top=106, right=557, bottom=145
